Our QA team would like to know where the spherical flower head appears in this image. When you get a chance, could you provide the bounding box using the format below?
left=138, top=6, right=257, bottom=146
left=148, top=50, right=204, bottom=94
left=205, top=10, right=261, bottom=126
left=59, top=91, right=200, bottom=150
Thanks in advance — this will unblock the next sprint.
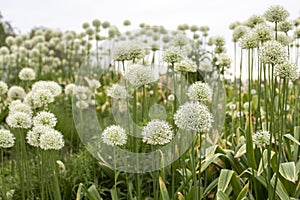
left=9, top=100, right=33, bottom=116
left=18, top=68, right=36, bottom=81
left=171, top=34, right=191, bottom=48
left=245, top=15, right=265, bottom=28
left=7, top=86, right=26, bottom=100
left=142, top=119, right=174, bottom=145
left=174, top=60, right=197, bottom=72
left=74, top=85, right=89, bottom=98
left=64, top=83, right=76, bottom=95
left=277, top=33, right=291, bottom=46
left=27, top=125, right=52, bottom=147
left=278, top=21, right=293, bottom=33
left=232, top=25, right=249, bottom=42
left=114, top=44, right=129, bottom=61
left=253, top=130, right=270, bottom=148
left=107, top=84, right=128, bottom=99
left=163, top=47, right=184, bottom=64
left=6, top=112, right=32, bottom=129
left=0, top=81, right=8, bottom=95
left=29, top=89, right=55, bottom=108
left=127, top=41, right=147, bottom=61
left=39, top=129, right=64, bottom=150
left=229, top=103, right=236, bottom=110
left=124, top=65, right=157, bottom=88
left=0, top=129, right=15, bottom=148
left=264, top=5, right=289, bottom=23
left=274, top=62, right=299, bottom=81
left=32, top=81, right=62, bottom=97
left=33, top=111, right=57, bottom=128
left=174, top=101, right=213, bottom=132
left=218, top=54, right=231, bottom=68
left=76, top=100, right=89, bottom=109
left=187, top=82, right=212, bottom=104
left=102, top=125, right=127, bottom=146
left=259, top=40, right=287, bottom=65
left=240, top=32, right=258, bottom=49
left=294, top=28, right=300, bottom=39
left=253, top=24, right=273, bottom=42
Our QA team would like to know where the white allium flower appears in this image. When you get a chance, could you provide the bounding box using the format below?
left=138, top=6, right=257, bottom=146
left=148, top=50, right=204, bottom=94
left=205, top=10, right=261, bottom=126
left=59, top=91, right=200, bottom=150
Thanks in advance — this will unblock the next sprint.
left=39, top=129, right=64, bottom=150
left=243, top=102, right=249, bottom=109
left=8, top=100, right=33, bottom=116
left=168, top=94, right=175, bottom=101
left=18, top=68, right=36, bottom=81
left=76, top=100, right=89, bottom=109
left=229, top=103, right=236, bottom=110
left=32, top=81, right=62, bottom=97
left=240, top=33, right=258, bottom=49
left=114, top=41, right=146, bottom=61
left=218, top=54, right=231, bottom=68
left=124, top=65, right=157, bottom=88
left=0, top=129, right=15, bottom=148
left=85, top=77, right=101, bottom=90
left=6, top=112, right=32, bottom=129
left=253, top=130, right=270, bottom=148
left=102, top=125, right=127, bottom=146
left=253, top=24, right=273, bottom=42
left=107, top=84, right=128, bottom=99
left=232, top=25, right=248, bottom=42
left=264, top=5, right=289, bottom=23
left=33, top=111, right=57, bottom=128
left=274, top=62, right=299, bottom=81
left=142, top=119, right=174, bottom=145
left=74, top=85, right=89, bottom=100
left=174, top=60, right=197, bottom=72
left=64, top=83, right=76, bottom=95
left=0, top=81, right=8, bottom=95
left=174, top=101, right=213, bottom=132
left=27, top=125, right=52, bottom=147
left=259, top=40, right=288, bottom=65
left=251, top=89, right=257, bottom=95
left=187, top=82, right=212, bottom=104
left=28, top=89, right=55, bottom=108
left=163, top=47, right=184, bottom=64
left=7, top=86, right=26, bottom=100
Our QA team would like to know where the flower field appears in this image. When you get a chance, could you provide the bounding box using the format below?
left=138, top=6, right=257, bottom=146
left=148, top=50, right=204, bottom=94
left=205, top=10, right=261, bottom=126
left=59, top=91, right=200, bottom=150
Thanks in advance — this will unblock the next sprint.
left=0, top=4, right=300, bottom=200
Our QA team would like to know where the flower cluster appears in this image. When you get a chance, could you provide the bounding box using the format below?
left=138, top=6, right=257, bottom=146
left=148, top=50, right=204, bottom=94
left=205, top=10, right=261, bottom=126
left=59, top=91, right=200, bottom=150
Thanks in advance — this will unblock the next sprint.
left=187, top=82, right=212, bottom=104
left=7, top=86, right=26, bottom=100
left=142, top=119, right=174, bottom=145
left=101, top=125, right=127, bottom=146
left=259, top=40, right=287, bottom=65
left=124, top=65, right=157, bottom=88
left=107, top=84, right=128, bottom=99
left=114, top=41, right=146, bottom=62
left=0, top=81, right=8, bottom=95
left=162, top=47, right=184, bottom=64
left=174, top=101, right=213, bottom=132
left=274, top=62, right=299, bottom=81
left=0, top=129, right=15, bottom=148
left=174, top=60, right=197, bottom=72
left=18, top=68, right=36, bottom=81
left=253, top=130, right=270, bottom=148
left=264, top=5, right=289, bottom=23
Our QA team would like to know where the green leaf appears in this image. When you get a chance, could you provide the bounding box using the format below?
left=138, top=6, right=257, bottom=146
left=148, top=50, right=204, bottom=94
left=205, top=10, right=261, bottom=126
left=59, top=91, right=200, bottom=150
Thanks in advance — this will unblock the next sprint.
left=88, top=185, right=102, bottom=200
left=159, top=176, right=170, bottom=200
left=279, top=162, right=297, bottom=183
left=217, top=191, right=230, bottom=200
left=245, top=116, right=257, bottom=169
left=235, top=144, right=246, bottom=158
left=201, top=153, right=223, bottom=173
left=203, top=178, right=218, bottom=197
left=236, top=182, right=249, bottom=200
left=257, top=149, right=275, bottom=176
left=271, top=174, right=290, bottom=200
left=217, top=169, right=234, bottom=192
left=284, top=134, right=300, bottom=145
left=110, top=188, right=118, bottom=200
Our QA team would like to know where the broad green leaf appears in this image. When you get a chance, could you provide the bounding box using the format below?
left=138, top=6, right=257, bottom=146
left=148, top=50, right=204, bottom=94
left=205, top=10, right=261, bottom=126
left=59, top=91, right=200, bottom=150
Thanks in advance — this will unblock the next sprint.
left=201, top=153, right=223, bottom=173
left=293, top=127, right=300, bottom=161
left=271, top=174, right=290, bottom=200
left=218, top=169, right=234, bottom=192
left=217, top=191, right=230, bottom=200
left=234, top=144, right=246, bottom=158
left=245, top=116, right=257, bottom=169
left=159, top=176, right=170, bottom=200
left=284, top=134, right=300, bottom=145
left=279, top=162, right=297, bottom=183
left=110, top=188, right=118, bottom=200
left=203, top=178, right=218, bottom=197
left=88, top=185, right=102, bottom=200
left=236, top=182, right=249, bottom=200
left=257, top=149, right=275, bottom=176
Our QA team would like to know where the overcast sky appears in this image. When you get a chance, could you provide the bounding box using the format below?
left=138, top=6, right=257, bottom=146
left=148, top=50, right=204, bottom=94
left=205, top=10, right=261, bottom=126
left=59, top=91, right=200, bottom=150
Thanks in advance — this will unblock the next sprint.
left=1, top=0, right=299, bottom=52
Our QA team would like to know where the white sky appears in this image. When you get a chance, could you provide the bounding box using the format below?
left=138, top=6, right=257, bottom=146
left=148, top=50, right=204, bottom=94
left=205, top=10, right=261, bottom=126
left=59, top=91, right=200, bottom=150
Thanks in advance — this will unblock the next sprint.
left=1, top=0, right=299, bottom=53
